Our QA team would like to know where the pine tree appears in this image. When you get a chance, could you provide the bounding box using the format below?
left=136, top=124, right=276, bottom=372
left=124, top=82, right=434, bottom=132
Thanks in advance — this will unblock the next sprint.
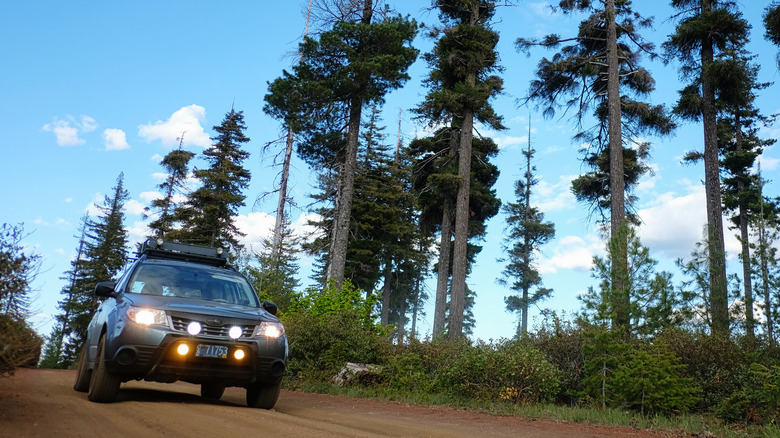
left=170, top=109, right=251, bottom=249
left=146, top=135, right=195, bottom=239
left=751, top=173, right=780, bottom=345
left=267, top=4, right=418, bottom=289
left=664, top=0, right=749, bottom=336
left=242, top=223, right=300, bottom=313
left=766, top=2, right=780, bottom=68
left=519, top=0, right=674, bottom=332
left=499, top=123, right=555, bottom=336
left=416, top=0, right=504, bottom=339
left=60, top=174, right=129, bottom=365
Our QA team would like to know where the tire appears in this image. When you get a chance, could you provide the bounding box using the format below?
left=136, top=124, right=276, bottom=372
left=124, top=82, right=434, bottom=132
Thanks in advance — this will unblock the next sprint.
left=73, top=345, right=91, bottom=392
left=87, top=334, right=121, bottom=403
left=201, top=382, right=225, bottom=401
left=246, top=381, right=281, bottom=409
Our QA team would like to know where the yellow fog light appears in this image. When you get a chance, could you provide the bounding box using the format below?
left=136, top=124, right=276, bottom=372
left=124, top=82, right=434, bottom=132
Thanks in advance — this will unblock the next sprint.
left=234, top=349, right=245, bottom=360
left=177, top=344, right=190, bottom=356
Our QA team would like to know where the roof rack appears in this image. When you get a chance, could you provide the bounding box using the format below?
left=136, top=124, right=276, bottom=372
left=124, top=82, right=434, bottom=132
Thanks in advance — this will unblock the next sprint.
left=139, top=239, right=229, bottom=267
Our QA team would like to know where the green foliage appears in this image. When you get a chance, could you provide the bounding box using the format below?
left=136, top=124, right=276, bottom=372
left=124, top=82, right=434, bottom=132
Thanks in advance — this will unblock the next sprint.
left=715, top=363, right=780, bottom=424
left=611, top=343, right=700, bottom=415
left=282, top=279, right=388, bottom=384
left=145, top=146, right=195, bottom=239
left=527, top=312, right=586, bottom=404
left=442, top=339, right=561, bottom=404
left=0, top=223, right=40, bottom=319
left=169, top=109, right=251, bottom=249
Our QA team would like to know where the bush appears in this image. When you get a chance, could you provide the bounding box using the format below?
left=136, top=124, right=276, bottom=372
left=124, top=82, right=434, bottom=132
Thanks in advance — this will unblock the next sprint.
left=715, top=363, right=780, bottom=424
left=0, top=314, right=42, bottom=376
left=441, top=339, right=561, bottom=404
left=527, top=314, right=586, bottom=405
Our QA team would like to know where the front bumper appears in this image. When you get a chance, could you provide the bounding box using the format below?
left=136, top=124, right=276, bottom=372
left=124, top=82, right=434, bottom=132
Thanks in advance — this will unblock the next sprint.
left=103, top=318, right=287, bottom=386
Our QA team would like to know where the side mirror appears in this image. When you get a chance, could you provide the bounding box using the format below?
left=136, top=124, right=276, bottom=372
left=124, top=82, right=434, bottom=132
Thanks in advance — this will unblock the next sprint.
left=95, top=281, right=118, bottom=298
left=262, top=300, right=278, bottom=316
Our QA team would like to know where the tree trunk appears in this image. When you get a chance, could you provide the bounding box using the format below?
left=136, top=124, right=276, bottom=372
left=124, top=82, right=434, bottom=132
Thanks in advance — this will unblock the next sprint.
left=433, top=206, right=452, bottom=338
left=327, top=98, right=362, bottom=289
left=700, top=0, right=729, bottom=337
left=605, top=0, right=629, bottom=332
left=735, top=115, right=755, bottom=341
left=449, top=106, right=474, bottom=340
left=272, top=127, right=294, bottom=260
left=381, top=263, right=391, bottom=326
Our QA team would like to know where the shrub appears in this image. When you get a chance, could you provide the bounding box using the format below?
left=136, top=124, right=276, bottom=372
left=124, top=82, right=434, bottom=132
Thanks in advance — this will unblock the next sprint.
left=0, top=314, right=42, bottom=376
left=442, top=339, right=560, bottom=404
left=715, top=363, right=780, bottom=424
left=527, top=314, right=586, bottom=405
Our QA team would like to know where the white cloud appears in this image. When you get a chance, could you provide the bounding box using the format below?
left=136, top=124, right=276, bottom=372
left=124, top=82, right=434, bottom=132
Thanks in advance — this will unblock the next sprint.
left=636, top=185, right=741, bottom=261
left=125, top=200, right=147, bottom=216
left=139, top=191, right=162, bottom=203
left=235, top=212, right=275, bottom=252
left=535, top=174, right=577, bottom=212
left=79, top=115, right=97, bottom=133
left=150, top=154, right=164, bottom=163
left=538, top=234, right=602, bottom=274
left=42, top=115, right=98, bottom=146
left=758, top=155, right=778, bottom=172
left=103, top=128, right=129, bottom=151
left=138, top=105, right=211, bottom=148
left=42, top=119, right=84, bottom=146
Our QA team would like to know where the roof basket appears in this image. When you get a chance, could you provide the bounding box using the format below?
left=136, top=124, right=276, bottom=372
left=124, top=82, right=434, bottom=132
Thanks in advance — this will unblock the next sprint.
left=140, top=238, right=229, bottom=267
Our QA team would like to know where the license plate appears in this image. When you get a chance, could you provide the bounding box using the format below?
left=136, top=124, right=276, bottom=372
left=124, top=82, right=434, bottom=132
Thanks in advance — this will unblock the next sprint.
left=196, top=344, right=228, bottom=358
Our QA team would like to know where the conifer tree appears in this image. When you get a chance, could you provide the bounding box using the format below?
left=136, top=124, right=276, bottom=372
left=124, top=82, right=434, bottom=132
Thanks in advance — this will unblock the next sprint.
left=519, top=0, right=674, bottom=332
left=416, top=0, right=503, bottom=339
left=146, top=135, right=195, bottom=239
left=242, top=224, right=300, bottom=313
left=266, top=4, right=418, bottom=289
left=0, top=223, right=40, bottom=319
left=664, top=0, right=749, bottom=336
left=499, top=124, right=555, bottom=336
left=170, top=109, right=251, bottom=249
left=766, top=2, right=780, bottom=68
left=61, top=174, right=129, bottom=364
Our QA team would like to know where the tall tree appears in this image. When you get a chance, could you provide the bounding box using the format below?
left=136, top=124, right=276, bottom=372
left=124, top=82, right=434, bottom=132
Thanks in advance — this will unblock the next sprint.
left=170, top=109, right=251, bottom=249
left=766, top=2, right=780, bottom=68
left=416, top=0, right=503, bottom=339
left=145, top=135, right=195, bottom=239
left=519, top=0, right=674, bottom=332
left=266, top=4, right=418, bottom=289
left=664, top=0, right=749, bottom=336
left=60, top=174, right=129, bottom=364
left=751, top=170, right=780, bottom=345
left=499, top=122, right=555, bottom=336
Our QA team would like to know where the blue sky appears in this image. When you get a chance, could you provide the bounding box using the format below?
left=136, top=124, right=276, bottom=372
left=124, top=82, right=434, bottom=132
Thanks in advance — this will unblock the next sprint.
left=2, top=1, right=779, bottom=341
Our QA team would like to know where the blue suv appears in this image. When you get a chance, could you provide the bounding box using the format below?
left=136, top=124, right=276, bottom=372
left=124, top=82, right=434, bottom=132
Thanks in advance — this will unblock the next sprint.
left=73, top=239, right=288, bottom=409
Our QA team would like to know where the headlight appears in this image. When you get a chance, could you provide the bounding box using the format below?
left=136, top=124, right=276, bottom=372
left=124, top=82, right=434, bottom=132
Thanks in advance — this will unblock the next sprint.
left=255, top=322, right=285, bottom=338
left=127, top=307, right=167, bottom=326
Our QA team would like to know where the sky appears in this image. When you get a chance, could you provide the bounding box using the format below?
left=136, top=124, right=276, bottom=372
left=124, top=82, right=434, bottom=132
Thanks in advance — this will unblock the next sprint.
left=1, top=1, right=779, bottom=342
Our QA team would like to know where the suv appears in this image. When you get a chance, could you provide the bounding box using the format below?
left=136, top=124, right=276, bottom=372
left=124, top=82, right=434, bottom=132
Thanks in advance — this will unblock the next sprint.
left=73, top=239, right=288, bottom=409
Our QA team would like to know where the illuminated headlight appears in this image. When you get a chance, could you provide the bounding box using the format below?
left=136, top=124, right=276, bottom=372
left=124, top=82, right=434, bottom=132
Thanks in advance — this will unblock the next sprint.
left=255, top=322, right=285, bottom=338
left=187, top=321, right=202, bottom=335
left=234, top=349, right=245, bottom=360
left=228, top=326, right=243, bottom=339
left=127, top=307, right=167, bottom=326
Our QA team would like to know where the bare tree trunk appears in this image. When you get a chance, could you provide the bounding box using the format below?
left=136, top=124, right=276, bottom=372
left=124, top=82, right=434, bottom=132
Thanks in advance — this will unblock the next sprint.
left=272, top=127, right=294, bottom=259
left=700, top=0, right=729, bottom=337
left=521, top=120, right=532, bottom=335
left=605, top=0, right=629, bottom=332
left=381, top=263, right=391, bottom=326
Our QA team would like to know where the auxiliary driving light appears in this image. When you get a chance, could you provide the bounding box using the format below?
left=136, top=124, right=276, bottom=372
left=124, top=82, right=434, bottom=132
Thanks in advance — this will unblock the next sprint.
left=177, top=344, right=190, bottom=356
left=228, top=326, right=243, bottom=339
left=234, top=349, right=245, bottom=360
left=187, top=321, right=202, bottom=336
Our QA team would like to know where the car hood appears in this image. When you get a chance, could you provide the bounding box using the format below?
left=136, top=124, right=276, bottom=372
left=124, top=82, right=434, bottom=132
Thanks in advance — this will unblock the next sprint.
left=125, top=295, right=279, bottom=323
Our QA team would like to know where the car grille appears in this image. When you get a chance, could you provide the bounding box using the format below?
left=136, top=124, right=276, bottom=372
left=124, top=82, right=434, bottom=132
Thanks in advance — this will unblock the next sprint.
left=170, top=315, right=255, bottom=339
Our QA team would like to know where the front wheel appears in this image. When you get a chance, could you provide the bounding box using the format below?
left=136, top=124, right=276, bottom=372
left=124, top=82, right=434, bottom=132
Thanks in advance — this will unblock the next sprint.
left=201, top=382, right=225, bottom=401
left=73, top=345, right=91, bottom=392
left=246, top=381, right=281, bottom=409
left=87, top=334, right=121, bottom=403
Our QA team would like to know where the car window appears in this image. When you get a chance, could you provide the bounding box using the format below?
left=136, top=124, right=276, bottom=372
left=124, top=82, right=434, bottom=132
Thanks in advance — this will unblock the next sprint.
left=127, top=263, right=259, bottom=307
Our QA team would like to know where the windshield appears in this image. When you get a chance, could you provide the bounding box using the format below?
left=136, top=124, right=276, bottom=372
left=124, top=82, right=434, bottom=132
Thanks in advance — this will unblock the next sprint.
left=127, top=263, right=260, bottom=307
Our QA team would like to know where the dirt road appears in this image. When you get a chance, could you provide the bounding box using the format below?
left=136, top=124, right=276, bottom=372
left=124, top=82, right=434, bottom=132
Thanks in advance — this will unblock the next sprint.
left=0, top=368, right=670, bottom=438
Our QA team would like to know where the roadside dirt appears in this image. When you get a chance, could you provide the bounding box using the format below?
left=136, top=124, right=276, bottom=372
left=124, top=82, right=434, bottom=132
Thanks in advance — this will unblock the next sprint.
left=0, top=368, right=680, bottom=438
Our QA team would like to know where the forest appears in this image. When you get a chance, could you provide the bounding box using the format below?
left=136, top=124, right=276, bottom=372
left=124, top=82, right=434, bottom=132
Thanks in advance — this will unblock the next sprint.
left=2, top=0, right=780, bottom=434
